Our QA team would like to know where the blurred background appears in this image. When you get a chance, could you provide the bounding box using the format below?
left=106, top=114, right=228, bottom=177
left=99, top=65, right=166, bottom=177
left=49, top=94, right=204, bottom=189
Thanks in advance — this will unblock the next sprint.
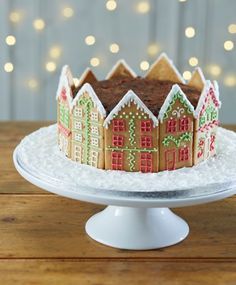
left=0, top=0, right=236, bottom=122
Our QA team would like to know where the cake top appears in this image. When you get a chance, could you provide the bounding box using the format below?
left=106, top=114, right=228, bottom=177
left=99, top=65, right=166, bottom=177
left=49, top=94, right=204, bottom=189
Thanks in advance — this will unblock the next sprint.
left=58, top=53, right=220, bottom=120
left=88, top=76, right=201, bottom=116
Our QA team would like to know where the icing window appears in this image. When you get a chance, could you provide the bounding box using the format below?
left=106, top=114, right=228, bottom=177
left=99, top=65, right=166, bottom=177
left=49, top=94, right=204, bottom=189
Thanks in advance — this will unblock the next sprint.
left=140, top=153, right=152, bottom=173
left=75, top=121, right=82, bottom=130
left=91, top=137, right=99, bottom=147
left=91, top=126, right=99, bottom=135
left=74, top=107, right=82, bottom=118
left=140, top=136, right=152, bottom=148
left=179, top=147, right=190, bottom=161
left=75, top=133, right=82, bottom=142
left=91, top=151, right=98, bottom=167
left=112, top=135, right=124, bottom=147
left=141, top=120, right=152, bottom=132
left=74, top=145, right=82, bottom=162
left=91, top=112, right=98, bottom=121
left=113, top=119, right=125, bottom=132
left=111, top=152, right=123, bottom=170
left=179, top=117, right=190, bottom=132
left=166, top=119, right=177, bottom=133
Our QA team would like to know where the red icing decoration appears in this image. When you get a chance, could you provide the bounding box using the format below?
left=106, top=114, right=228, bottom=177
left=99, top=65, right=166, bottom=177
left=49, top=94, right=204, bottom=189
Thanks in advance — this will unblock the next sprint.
left=60, top=87, right=67, bottom=101
left=140, top=153, right=153, bottom=173
left=112, top=135, right=124, bottom=147
left=197, top=138, right=205, bottom=158
left=111, top=152, right=123, bottom=170
left=165, top=149, right=176, bottom=170
left=198, top=120, right=219, bottom=132
left=166, top=119, right=177, bottom=133
left=58, top=123, right=71, bottom=137
left=140, top=120, right=152, bottom=132
left=179, top=117, right=190, bottom=132
left=210, top=134, right=216, bottom=151
left=140, top=136, right=152, bottom=148
left=113, top=119, right=125, bottom=132
left=179, top=147, right=190, bottom=162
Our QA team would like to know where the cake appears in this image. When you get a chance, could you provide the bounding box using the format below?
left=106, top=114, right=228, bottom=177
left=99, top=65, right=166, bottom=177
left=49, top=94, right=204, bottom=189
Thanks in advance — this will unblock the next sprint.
left=56, top=53, right=221, bottom=173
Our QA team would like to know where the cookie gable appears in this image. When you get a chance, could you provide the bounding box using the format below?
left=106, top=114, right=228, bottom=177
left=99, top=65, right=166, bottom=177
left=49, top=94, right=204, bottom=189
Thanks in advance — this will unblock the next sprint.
left=56, top=66, right=75, bottom=157
left=193, top=81, right=221, bottom=165
left=158, top=85, right=194, bottom=171
left=56, top=53, right=221, bottom=173
left=104, top=90, right=158, bottom=173
left=71, top=83, right=106, bottom=169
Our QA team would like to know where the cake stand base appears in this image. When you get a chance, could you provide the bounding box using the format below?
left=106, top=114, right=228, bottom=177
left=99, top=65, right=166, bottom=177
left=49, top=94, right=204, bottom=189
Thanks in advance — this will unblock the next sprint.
left=85, top=206, right=189, bottom=250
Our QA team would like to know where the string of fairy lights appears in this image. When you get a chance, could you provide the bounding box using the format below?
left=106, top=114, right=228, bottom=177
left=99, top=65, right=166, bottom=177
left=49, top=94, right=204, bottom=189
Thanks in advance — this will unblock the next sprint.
left=3, top=0, right=236, bottom=90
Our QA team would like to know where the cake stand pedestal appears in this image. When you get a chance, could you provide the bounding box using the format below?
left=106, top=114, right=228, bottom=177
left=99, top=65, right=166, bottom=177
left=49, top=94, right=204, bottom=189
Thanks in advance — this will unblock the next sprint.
left=86, top=207, right=188, bottom=249
left=14, top=148, right=236, bottom=250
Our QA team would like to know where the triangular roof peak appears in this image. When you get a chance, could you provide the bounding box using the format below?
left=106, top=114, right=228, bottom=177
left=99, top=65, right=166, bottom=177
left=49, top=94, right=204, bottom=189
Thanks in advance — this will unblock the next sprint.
left=71, top=83, right=106, bottom=117
left=158, top=84, right=194, bottom=122
left=188, top=67, right=205, bottom=91
left=77, top=67, right=97, bottom=87
left=194, top=80, right=221, bottom=118
left=106, top=59, right=137, bottom=80
left=56, top=65, right=74, bottom=103
left=145, top=53, right=185, bottom=84
left=103, top=89, right=158, bottom=128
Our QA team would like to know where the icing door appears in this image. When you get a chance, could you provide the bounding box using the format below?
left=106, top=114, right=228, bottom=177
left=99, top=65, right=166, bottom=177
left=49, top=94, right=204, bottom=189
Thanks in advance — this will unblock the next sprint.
left=165, top=149, right=176, bottom=170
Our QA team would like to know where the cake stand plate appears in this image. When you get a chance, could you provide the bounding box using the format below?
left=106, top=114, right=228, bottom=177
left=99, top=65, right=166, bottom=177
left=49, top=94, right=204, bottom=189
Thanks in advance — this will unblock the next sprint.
left=13, top=126, right=236, bottom=250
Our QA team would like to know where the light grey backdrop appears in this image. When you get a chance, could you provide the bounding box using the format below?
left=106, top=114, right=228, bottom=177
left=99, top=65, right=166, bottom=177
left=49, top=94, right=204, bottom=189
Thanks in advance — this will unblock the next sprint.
left=1, top=0, right=236, bottom=123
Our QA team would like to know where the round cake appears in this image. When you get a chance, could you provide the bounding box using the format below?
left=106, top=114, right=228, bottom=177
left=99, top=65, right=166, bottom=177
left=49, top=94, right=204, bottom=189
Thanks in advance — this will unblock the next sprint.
left=56, top=53, right=221, bottom=173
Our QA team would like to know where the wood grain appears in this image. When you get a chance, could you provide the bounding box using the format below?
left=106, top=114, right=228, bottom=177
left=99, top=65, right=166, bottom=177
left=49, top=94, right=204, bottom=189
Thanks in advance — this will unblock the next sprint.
left=0, top=195, right=235, bottom=259
left=0, top=122, right=235, bottom=284
left=0, top=260, right=235, bottom=285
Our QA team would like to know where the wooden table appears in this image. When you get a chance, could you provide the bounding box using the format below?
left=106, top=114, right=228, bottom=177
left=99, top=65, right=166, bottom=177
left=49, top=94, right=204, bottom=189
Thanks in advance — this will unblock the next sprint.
left=0, top=122, right=235, bottom=285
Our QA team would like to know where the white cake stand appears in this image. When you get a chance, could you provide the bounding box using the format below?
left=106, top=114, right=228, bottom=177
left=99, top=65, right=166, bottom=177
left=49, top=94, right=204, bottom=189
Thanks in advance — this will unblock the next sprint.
left=13, top=125, right=236, bottom=250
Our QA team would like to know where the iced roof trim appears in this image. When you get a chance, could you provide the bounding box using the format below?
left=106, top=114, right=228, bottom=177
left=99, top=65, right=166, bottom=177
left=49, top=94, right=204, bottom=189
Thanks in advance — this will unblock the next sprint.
left=103, top=89, right=158, bottom=128
left=145, top=53, right=185, bottom=84
left=56, top=65, right=74, bottom=105
left=158, top=84, right=194, bottom=122
left=105, top=59, right=137, bottom=79
left=194, top=80, right=221, bottom=118
left=71, top=83, right=106, bottom=117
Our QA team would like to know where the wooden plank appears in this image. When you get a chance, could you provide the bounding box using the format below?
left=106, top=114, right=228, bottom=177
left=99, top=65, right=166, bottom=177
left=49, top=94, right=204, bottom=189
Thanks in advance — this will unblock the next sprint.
left=0, top=260, right=235, bottom=285
left=0, top=195, right=235, bottom=259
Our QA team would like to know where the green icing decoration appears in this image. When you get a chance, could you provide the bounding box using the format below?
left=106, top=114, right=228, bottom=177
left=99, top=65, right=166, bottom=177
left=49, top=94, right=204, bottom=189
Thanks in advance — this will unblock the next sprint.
left=60, top=104, right=69, bottom=128
left=77, top=97, right=93, bottom=164
left=199, top=103, right=218, bottom=128
left=129, top=118, right=135, bottom=146
left=163, top=91, right=193, bottom=120
left=162, top=132, right=192, bottom=147
left=107, top=146, right=158, bottom=153
left=128, top=151, right=135, bottom=171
